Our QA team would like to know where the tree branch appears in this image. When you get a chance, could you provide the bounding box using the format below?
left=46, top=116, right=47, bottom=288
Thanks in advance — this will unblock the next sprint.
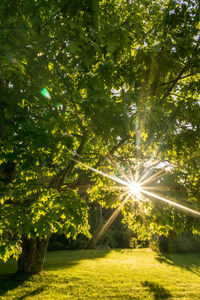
left=57, top=135, right=87, bottom=191
left=72, top=134, right=131, bottom=188
left=160, top=67, right=187, bottom=102
left=148, top=72, right=197, bottom=93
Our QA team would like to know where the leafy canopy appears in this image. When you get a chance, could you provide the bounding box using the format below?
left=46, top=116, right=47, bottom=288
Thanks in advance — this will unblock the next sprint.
left=0, top=0, right=200, bottom=260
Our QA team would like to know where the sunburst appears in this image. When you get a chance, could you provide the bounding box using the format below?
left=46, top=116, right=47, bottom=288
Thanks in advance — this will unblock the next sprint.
left=72, top=156, right=200, bottom=216
left=70, top=156, right=200, bottom=247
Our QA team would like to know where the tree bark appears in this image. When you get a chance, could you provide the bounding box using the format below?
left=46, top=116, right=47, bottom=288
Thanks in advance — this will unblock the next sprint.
left=17, top=237, right=49, bottom=274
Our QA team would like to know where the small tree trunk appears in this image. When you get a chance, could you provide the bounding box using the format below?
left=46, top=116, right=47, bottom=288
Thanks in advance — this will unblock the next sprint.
left=18, top=237, right=49, bottom=274
left=99, top=204, right=103, bottom=224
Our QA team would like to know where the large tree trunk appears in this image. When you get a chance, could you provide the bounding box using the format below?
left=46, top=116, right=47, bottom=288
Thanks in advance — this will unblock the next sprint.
left=17, top=237, right=49, bottom=274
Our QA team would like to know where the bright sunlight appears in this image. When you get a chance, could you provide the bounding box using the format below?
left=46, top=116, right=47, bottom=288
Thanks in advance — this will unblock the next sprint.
left=129, top=181, right=142, bottom=196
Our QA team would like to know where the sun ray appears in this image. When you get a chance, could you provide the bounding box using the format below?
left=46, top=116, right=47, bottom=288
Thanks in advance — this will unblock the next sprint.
left=139, top=169, right=166, bottom=186
left=142, top=189, right=200, bottom=217
left=101, top=185, right=130, bottom=192
left=141, top=185, right=170, bottom=192
left=71, top=157, right=129, bottom=187
left=90, top=193, right=130, bottom=248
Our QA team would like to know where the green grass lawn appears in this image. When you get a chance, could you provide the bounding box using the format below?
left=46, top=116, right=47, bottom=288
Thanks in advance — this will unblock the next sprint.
left=0, top=248, right=200, bottom=299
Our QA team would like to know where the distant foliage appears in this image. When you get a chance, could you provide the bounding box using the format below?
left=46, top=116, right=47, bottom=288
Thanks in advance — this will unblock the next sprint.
left=159, top=232, right=200, bottom=254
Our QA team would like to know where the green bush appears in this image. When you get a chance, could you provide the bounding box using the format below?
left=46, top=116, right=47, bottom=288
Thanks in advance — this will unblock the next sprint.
left=159, top=232, right=200, bottom=253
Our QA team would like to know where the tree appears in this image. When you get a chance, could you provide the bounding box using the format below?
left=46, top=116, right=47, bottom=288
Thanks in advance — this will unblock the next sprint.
left=0, top=0, right=134, bottom=273
left=0, top=0, right=200, bottom=274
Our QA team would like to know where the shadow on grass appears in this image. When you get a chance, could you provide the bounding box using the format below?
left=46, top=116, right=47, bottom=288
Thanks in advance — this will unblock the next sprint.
left=142, top=281, right=172, bottom=299
left=17, top=286, right=46, bottom=300
left=0, top=272, right=79, bottom=298
left=0, top=273, right=30, bottom=297
left=155, top=252, right=200, bottom=277
left=0, top=249, right=111, bottom=297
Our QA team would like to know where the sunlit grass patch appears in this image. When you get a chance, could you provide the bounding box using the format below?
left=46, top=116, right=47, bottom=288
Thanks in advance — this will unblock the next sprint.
left=0, top=248, right=200, bottom=299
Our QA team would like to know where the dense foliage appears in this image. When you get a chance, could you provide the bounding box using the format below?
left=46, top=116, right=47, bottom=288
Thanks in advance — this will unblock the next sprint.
left=0, top=0, right=200, bottom=270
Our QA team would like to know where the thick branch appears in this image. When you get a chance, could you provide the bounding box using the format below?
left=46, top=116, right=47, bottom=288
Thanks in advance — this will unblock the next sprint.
left=57, top=135, right=87, bottom=190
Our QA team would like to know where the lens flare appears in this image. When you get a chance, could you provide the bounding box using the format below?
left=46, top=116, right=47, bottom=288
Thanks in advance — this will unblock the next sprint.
left=40, top=88, right=51, bottom=99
